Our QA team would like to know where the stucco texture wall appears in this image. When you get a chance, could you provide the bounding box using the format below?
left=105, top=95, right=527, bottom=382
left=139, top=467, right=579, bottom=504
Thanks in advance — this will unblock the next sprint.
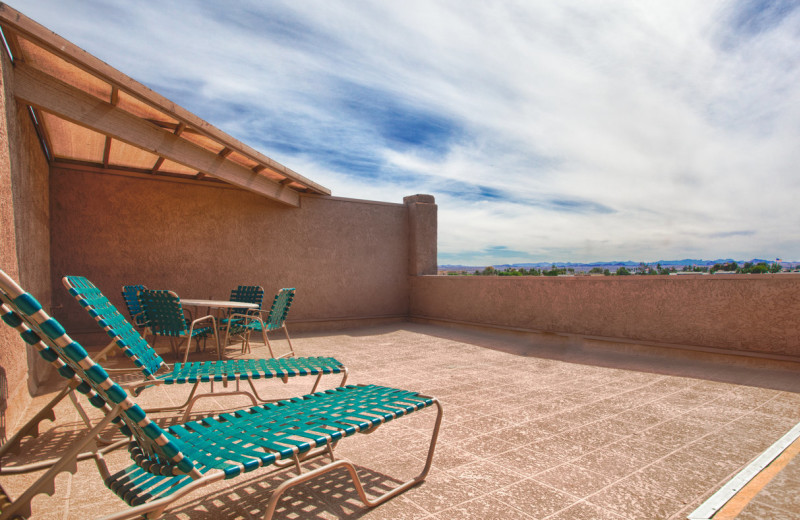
left=0, top=50, right=52, bottom=432
left=410, top=275, right=800, bottom=357
left=49, top=168, right=410, bottom=339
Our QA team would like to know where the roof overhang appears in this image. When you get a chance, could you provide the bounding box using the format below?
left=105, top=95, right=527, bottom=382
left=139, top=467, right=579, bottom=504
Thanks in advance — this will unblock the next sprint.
left=0, top=4, right=331, bottom=206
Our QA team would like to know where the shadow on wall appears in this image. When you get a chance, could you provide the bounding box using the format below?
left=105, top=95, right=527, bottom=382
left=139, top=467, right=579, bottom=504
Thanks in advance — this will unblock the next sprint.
left=310, top=321, right=800, bottom=394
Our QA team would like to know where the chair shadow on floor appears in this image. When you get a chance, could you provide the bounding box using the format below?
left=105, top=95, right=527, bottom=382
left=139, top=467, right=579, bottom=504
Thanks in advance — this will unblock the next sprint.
left=0, top=418, right=122, bottom=469
left=164, top=459, right=409, bottom=519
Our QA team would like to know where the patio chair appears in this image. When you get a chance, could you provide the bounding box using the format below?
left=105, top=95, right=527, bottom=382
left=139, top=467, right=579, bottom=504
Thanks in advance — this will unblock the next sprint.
left=229, top=288, right=297, bottom=358
left=221, top=284, right=264, bottom=347
left=62, top=275, right=347, bottom=419
left=137, top=289, right=220, bottom=363
left=0, top=268, right=441, bottom=520
left=121, top=284, right=147, bottom=329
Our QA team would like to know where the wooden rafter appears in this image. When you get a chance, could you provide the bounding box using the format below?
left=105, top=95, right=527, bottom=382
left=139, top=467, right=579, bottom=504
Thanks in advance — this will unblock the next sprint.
left=14, top=63, right=300, bottom=206
left=151, top=122, right=184, bottom=174
left=53, top=160, right=232, bottom=187
left=150, top=157, right=165, bottom=173
left=102, top=87, right=119, bottom=168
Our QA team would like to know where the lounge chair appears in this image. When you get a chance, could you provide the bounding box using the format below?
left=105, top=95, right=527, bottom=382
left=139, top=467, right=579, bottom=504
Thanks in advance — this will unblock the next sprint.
left=228, top=288, right=297, bottom=358
left=62, top=275, right=347, bottom=419
left=0, top=268, right=441, bottom=520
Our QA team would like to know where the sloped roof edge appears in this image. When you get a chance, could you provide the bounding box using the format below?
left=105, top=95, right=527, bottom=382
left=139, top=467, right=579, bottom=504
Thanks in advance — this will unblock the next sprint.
left=0, top=3, right=331, bottom=203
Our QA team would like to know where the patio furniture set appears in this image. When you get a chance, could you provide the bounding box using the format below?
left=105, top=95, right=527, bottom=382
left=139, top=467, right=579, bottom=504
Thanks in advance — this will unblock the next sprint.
left=0, top=269, right=442, bottom=520
left=119, top=282, right=297, bottom=362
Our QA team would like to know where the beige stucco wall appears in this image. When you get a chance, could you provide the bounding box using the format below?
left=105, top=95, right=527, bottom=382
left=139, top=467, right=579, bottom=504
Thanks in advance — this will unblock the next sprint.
left=410, top=275, right=800, bottom=358
left=49, top=167, right=411, bottom=341
left=0, top=50, right=52, bottom=432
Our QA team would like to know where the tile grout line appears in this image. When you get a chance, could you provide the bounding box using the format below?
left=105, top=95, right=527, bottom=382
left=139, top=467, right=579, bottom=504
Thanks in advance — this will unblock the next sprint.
left=534, top=380, right=779, bottom=518
left=576, top=387, right=794, bottom=518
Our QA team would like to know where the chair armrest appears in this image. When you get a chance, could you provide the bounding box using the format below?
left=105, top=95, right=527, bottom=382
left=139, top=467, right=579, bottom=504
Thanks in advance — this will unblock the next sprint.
left=191, top=314, right=217, bottom=329
left=227, top=312, right=262, bottom=324
left=132, top=311, right=148, bottom=327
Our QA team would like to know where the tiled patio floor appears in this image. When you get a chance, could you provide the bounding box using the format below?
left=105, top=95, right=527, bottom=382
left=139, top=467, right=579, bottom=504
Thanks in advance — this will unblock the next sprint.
left=3, top=322, right=800, bottom=519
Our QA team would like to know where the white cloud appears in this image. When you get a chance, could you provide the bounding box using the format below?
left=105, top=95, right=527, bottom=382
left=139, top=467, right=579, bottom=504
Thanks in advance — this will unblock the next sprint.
left=11, top=0, right=800, bottom=263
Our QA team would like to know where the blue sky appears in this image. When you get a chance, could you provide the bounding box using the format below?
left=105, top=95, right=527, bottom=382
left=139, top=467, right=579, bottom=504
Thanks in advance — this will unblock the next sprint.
left=12, top=0, right=800, bottom=264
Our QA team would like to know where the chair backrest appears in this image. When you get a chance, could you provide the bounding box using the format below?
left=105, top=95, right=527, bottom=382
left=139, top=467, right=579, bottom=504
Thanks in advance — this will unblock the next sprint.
left=138, top=289, right=187, bottom=336
left=63, top=276, right=166, bottom=378
left=121, top=284, right=147, bottom=326
left=0, top=269, right=198, bottom=478
left=229, top=285, right=264, bottom=314
left=265, top=288, right=295, bottom=328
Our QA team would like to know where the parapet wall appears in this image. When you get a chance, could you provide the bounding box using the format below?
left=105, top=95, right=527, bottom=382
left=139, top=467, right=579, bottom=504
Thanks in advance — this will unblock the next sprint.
left=410, top=274, right=800, bottom=358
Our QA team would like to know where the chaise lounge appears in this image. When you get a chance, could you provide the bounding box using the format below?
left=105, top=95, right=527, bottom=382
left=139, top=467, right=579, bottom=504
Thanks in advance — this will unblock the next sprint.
left=0, top=268, right=442, bottom=520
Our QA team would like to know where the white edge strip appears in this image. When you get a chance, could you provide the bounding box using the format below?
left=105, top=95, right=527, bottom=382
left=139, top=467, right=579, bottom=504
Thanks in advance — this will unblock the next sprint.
left=687, top=420, right=800, bottom=520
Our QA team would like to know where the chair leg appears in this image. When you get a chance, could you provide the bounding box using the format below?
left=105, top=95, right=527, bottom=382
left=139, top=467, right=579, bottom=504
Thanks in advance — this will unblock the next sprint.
left=282, top=325, right=295, bottom=358
left=262, top=399, right=443, bottom=520
left=241, top=328, right=251, bottom=354
left=211, top=321, right=221, bottom=360
left=173, top=337, right=191, bottom=363
left=223, top=323, right=232, bottom=350
left=262, top=328, right=276, bottom=359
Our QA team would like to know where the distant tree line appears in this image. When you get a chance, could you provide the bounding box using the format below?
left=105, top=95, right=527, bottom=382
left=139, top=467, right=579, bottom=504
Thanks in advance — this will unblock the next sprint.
left=473, top=265, right=577, bottom=276
left=709, top=261, right=782, bottom=274
left=467, top=261, right=788, bottom=276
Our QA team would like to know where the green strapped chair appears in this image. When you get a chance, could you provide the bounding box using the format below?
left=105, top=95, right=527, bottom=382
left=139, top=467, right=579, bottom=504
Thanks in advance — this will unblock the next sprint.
left=62, top=275, right=347, bottom=419
left=229, top=285, right=264, bottom=312
left=121, top=284, right=147, bottom=329
left=137, top=289, right=219, bottom=363
left=0, top=268, right=442, bottom=520
left=221, top=284, right=264, bottom=348
left=228, top=288, right=297, bottom=358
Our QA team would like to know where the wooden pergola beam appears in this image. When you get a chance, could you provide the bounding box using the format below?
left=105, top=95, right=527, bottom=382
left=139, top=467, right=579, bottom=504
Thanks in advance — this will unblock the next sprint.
left=102, top=87, right=119, bottom=168
left=13, top=63, right=300, bottom=206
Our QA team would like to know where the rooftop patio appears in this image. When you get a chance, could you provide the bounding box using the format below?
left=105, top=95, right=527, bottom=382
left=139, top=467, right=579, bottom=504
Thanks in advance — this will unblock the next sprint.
left=3, top=322, right=800, bottom=519
left=1, top=6, right=799, bottom=519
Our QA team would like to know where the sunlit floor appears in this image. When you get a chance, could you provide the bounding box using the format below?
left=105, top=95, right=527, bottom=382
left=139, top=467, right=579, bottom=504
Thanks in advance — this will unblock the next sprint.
left=3, top=322, right=800, bottom=519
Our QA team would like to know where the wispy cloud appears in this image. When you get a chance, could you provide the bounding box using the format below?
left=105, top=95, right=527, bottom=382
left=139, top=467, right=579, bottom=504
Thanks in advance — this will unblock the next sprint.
left=14, top=0, right=800, bottom=263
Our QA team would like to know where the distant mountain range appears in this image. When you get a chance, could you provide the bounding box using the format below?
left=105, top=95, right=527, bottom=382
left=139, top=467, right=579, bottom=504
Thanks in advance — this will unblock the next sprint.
left=439, top=258, right=796, bottom=271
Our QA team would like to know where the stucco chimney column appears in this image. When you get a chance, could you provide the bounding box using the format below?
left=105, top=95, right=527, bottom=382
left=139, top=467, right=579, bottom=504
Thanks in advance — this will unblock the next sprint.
left=404, top=194, right=437, bottom=275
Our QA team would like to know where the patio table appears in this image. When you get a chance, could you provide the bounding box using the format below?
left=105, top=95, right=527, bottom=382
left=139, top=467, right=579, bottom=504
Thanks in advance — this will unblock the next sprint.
left=181, top=298, right=259, bottom=326
left=181, top=299, right=260, bottom=311
left=181, top=299, right=260, bottom=356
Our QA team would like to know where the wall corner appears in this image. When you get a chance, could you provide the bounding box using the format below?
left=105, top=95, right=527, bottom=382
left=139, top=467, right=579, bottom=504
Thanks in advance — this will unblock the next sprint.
left=404, top=194, right=437, bottom=276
